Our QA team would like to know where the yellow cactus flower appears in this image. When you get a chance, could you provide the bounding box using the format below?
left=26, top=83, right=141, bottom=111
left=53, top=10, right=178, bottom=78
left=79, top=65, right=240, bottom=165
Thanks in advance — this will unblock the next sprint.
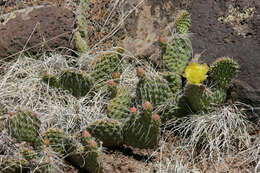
left=184, top=62, right=208, bottom=84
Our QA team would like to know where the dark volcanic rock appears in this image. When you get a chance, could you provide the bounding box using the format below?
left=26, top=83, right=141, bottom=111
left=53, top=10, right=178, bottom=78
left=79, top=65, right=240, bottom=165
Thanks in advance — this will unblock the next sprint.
left=0, top=5, right=75, bottom=60
left=188, top=0, right=260, bottom=117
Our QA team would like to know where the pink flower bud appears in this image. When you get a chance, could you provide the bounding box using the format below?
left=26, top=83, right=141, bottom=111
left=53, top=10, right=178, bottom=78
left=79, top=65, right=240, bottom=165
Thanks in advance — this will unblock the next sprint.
left=130, top=106, right=137, bottom=114
left=136, top=68, right=145, bottom=77
left=152, top=114, right=160, bottom=121
left=112, top=72, right=120, bottom=79
left=89, top=139, right=97, bottom=148
left=82, top=130, right=91, bottom=138
left=143, top=101, right=152, bottom=110
left=107, top=80, right=116, bottom=87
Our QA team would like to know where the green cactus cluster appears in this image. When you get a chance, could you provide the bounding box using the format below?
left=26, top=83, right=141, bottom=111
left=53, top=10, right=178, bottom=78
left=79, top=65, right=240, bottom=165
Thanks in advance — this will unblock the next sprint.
left=178, top=56, right=238, bottom=114
left=0, top=6, right=243, bottom=173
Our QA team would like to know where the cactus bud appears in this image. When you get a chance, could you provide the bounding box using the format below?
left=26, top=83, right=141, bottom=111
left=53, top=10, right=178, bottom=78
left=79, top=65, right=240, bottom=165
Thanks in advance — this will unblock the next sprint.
left=143, top=101, right=152, bottom=110
left=82, top=130, right=91, bottom=138
left=130, top=106, right=137, bottom=114
left=107, top=80, right=116, bottom=87
left=152, top=114, right=160, bottom=121
left=112, top=72, right=120, bottom=79
left=136, top=68, right=145, bottom=77
left=89, top=140, right=97, bottom=148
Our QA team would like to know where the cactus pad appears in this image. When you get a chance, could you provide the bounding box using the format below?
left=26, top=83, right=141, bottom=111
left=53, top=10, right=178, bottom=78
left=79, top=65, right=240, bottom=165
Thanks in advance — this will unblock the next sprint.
left=210, top=57, right=239, bottom=87
left=108, top=86, right=131, bottom=120
left=136, top=68, right=174, bottom=110
left=7, top=110, right=41, bottom=144
left=41, top=128, right=72, bottom=155
left=183, top=84, right=211, bottom=113
left=0, top=156, right=29, bottom=173
left=175, top=10, right=191, bottom=35
left=123, top=102, right=161, bottom=149
left=69, top=131, right=103, bottom=173
left=87, top=119, right=123, bottom=147
left=59, top=69, right=93, bottom=97
left=90, top=53, right=122, bottom=91
left=163, top=35, right=192, bottom=75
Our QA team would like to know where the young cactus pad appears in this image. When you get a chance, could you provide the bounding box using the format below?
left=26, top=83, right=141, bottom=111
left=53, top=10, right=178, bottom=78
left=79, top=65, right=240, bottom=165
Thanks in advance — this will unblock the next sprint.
left=123, top=102, right=161, bottom=149
left=87, top=119, right=123, bottom=147
left=108, top=86, right=131, bottom=120
left=175, top=10, right=191, bottom=35
left=210, top=57, right=239, bottom=87
left=7, top=110, right=41, bottom=144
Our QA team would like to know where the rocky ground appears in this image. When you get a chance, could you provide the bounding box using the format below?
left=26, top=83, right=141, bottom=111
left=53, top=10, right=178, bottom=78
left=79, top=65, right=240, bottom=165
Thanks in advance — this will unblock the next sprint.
left=0, top=0, right=259, bottom=173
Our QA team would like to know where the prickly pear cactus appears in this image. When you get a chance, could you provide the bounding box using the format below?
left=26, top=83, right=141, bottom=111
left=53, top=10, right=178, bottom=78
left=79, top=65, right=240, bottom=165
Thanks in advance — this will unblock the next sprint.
left=136, top=68, right=174, bottom=110
left=0, top=156, right=29, bottom=173
left=108, top=86, right=131, bottom=120
left=163, top=35, right=192, bottom=75
left=90, top=53, right=122, bottom=91
left=123, top=102, right=161, bottom=149
left=175, top=10, right=191, bottom=35
left=210, top=57, right=239, bottom=87
left=59, top=69, right=93, bottom=98
left=41, top=128, right=73, bottom=155
left=7, top=110, right=41, bottom=144
left=87, top=119, right=123, bottom=148
left=74, top=0, right=89, bottom=53
left=69, top=131, right=103, bottom=173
